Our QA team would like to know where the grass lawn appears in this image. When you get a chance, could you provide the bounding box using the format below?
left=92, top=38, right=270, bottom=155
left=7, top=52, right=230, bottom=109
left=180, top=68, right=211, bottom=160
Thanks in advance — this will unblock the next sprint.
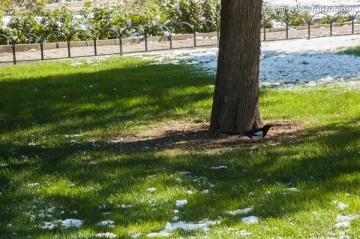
left=0, top=56, right=359, bottom=239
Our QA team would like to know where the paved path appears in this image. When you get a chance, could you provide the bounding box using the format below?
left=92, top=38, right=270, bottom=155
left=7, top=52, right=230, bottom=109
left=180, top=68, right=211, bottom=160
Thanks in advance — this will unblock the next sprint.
left=1, top=24, right=359, bottom=65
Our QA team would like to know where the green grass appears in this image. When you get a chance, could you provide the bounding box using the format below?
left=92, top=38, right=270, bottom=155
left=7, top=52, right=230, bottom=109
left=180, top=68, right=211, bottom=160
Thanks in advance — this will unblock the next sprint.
left=0, top=57, right=359, bottom=239
left=341, top=45, right=360, bottom=56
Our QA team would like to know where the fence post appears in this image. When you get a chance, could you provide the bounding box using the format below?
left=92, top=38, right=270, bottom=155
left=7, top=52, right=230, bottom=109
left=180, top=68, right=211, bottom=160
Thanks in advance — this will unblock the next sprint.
left=119, top=37, right=123, bottom=56
left=330, top=21, right=333, bottom=36
left=67, top=39, right=71, bottom=58
left=263, top=26, right=266, bottom=41
left=40, top=41, right=44, bottom=60
left=352, top=18, right=355, bottom=35
left=11, top=42, right=17, bottom=65
left=307, top=22, right=311, bottom=40
left=144, top=32, right=148, bottom=52
left=169, top=29, right=173, bottom=49
left=94, top=38, right=97, bottom=56
left=194, top=30, right=197, bottom=47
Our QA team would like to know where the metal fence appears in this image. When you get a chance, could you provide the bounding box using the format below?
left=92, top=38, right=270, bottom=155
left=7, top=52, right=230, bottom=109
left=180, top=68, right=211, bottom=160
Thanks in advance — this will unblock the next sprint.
left=0, top=20, right=219, bottom=65
left=1, top=10, right=360, bottom=65
left=262, top=10, right=360, bottom=41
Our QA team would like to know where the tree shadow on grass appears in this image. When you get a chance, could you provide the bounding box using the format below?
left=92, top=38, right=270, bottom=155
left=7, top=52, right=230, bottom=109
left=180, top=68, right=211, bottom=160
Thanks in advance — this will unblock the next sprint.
left=0, top=61, right=213, bottom=137
left=1, top=119, right=359, bottom=238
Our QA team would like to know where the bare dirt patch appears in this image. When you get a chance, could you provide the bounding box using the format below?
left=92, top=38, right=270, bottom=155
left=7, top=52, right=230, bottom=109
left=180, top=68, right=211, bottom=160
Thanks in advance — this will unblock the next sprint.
left=109, top=121, right=305, bottom=152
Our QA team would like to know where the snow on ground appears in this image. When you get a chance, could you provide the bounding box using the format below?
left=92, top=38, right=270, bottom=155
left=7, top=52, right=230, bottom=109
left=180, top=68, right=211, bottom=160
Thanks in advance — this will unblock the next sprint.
left=242, top=216, right=260, bottom=224
left=95, top=232, right=117, bottom=238
left=146, top=220, right=218, bottom=237
left=136, top=35, right=360, bottom=87
left=264, top=0, right=360, bottom=6
left=227, top=207, right=254, bottom=216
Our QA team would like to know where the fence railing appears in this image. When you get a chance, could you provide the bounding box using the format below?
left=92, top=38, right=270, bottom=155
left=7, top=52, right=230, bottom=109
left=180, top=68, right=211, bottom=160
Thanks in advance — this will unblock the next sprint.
left=1, top=10, right=360, bottom=65
left=262, top=10, right=360, bottom=41
left=0, top=20, right=219, bottom=65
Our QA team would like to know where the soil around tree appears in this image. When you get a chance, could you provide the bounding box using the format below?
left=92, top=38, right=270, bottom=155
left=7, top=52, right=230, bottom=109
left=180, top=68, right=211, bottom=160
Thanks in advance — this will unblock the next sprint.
left=110, top=121, right=305, bottom=152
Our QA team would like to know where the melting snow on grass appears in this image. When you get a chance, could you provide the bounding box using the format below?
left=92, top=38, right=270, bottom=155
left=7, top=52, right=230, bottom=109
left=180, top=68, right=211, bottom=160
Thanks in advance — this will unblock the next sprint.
left=95, top=232, right=117, bottom=238
left=135, top=35, right=360, bottom=87
left=241, top=216, right=260, bottom=224
left=97, top=220, right=115, bottom=227
left=209, top=165, right=228, bottom=169
left=333, top=201, right=349, bottom=210
left=175, top=199, right=187, bottom=207
left=42, top=219, right=83, bottom=230
left=227, top=206, right=254, bottom=216
left=147, top=220, right=218, bottom=237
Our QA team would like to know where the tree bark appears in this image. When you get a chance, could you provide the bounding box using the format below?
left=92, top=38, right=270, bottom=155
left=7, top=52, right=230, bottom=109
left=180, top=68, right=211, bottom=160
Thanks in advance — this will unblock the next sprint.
left=210, top=0, right=263, bottom=134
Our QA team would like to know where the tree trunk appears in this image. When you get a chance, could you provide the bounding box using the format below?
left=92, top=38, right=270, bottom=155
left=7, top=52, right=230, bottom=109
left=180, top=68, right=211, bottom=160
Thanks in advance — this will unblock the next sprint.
left=210, top=0, right=263, bottom=134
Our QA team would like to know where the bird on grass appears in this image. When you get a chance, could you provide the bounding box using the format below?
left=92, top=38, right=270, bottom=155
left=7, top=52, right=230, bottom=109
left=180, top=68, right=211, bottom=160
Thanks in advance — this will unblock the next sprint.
left=220, top=125, right=273, bottom=142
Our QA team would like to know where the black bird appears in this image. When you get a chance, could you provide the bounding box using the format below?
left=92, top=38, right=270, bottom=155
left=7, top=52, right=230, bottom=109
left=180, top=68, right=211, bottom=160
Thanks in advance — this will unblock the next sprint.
left=220, top=125, right=273, bottom=142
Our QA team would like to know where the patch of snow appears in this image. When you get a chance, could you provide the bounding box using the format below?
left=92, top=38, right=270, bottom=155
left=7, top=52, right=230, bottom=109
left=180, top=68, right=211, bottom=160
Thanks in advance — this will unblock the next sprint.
left=148, top=219, right=218, bottom=237
left=28, top=183, right=39, bottom=187
left=242, top=216, right=260, bottom=224
left=165, top=220, right=218, bottom=232
left=334, top=221, right=351, bottom=228
left=97, top=220, right=115, bottom=227
left=70, top=61, right=83, bottom=66
left=61, top=219, right=83, bottom=228
left=95, top=232, right=117, bottom=238
left=41, top=222, right=56, bottom=230
left=337, top=215, right=352, bottom=222
left=210, top=166, right=228, bottom=169
left=131, top=233, right=142, bottom=238
left=117, top=204, right=134, bottom=208
left=334, top=201, right=349, bottom=210
left=147, top=231, right=173, bottom=237
left=228, top=207, right=254, bottom=216
left=176, top=199, right=187, bottom=207
left=334, top=214, right=359, bottom=229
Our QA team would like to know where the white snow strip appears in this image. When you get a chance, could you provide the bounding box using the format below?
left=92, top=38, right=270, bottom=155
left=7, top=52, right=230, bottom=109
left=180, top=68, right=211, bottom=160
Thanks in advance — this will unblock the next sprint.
left=334, top=221, right=351, bottom=228
left=61, top=219, right=83, bottom=228
left=147, top=187, right=157, bottom=192
left=97, top=220, right=115, bottom=227
left=147, top=219, right=218, bottom=237
left=228, top=207, right=254, bottom=215
left=337, top=215, right=352, bottom=222
left=131, top=233, right=143, bottom=238
left=95, top=232, right=117, bottom=238
left=242, top=216, right=260, bottom=224
left=333, top=201, right=349, bottom=210
left=147, top=231, right=173, bottom=237
left=165, top=220, right=218, bottom=232
left=41, top=222, right=56, bottom=230
left=210, top=166, right=228, bottom=169
left=176, top=199, right=187, bottom=207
